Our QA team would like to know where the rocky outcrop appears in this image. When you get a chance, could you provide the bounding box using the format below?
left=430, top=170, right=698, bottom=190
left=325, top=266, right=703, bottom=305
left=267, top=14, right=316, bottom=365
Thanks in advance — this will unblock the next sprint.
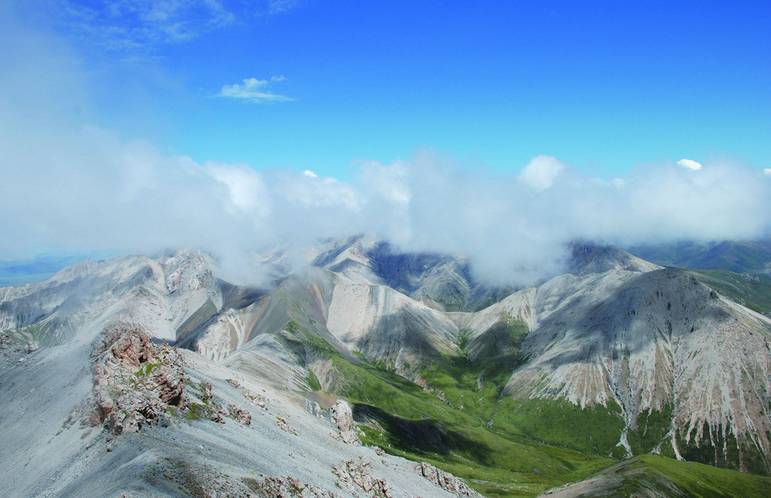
left=416, top=462, right=482, bottom=498
left=331, top=400, right=358, bottom=444
left=276, top=415, right=299, bottom=435
left=229, top=377, right=270, bottom=412
left=228, top=404, right=252, bottom=425
left=91, top=322, right=184, bottom=434
left=186, top=381, right=228, bottom=423
left=568, top=241, right=660, bottom=275
left=245, top=475, right=338, bottom=497
left=332, top=458, right=392, bottom=497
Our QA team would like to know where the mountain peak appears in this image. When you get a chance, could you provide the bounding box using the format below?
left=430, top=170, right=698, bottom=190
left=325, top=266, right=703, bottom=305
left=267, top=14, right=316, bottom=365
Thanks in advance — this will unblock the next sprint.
left=567, top=241, right=659, bottom=275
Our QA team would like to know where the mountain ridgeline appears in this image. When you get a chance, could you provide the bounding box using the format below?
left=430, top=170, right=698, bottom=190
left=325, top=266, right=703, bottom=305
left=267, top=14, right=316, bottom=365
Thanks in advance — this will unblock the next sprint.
left=1, top=237, right=770, bottom=497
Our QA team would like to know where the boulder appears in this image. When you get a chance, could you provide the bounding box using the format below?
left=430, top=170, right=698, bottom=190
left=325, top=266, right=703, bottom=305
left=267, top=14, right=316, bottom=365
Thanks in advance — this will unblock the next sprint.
left=331, top=399, right=358, bottom=444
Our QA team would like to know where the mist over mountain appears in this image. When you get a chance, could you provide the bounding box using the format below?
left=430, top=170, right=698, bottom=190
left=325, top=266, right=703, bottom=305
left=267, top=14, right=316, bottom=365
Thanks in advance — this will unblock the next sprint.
left=3, top=118, right=771, bottom=287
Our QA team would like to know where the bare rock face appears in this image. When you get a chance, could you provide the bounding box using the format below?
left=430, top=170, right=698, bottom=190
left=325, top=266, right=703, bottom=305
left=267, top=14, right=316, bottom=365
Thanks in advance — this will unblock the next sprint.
left=91, top=322, right=184, bottom=434
left=502, top=268, right=771, bottom=471
left=332, top=458, right=391, bottom=497
left=331, top=400, right=358, bottom=444
left=416, top=462, right=482, bottom=498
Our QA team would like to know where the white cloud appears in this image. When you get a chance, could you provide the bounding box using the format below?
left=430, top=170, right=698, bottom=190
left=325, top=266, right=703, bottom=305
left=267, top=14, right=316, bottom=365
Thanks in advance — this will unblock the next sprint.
left=519, top=155, right=566, bottom=191
left=763, top=168, right=771, bottom=176
left=218, top=76, right=292, bottom=103
left=56, top=0, right=299, bottom=50
left=1, top=13, right=769, bottom=287
left=677, top=158, right=703, bottom=171
left=2, top=119, right=769, bottom=287
left=303, top=169, right=318, bottom=178
left=206, top=163, right=270, bottom=216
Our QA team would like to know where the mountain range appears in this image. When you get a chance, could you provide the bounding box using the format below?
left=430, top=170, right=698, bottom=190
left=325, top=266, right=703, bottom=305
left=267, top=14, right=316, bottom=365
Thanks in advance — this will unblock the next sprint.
left=1, top=238, right=769, bottom=497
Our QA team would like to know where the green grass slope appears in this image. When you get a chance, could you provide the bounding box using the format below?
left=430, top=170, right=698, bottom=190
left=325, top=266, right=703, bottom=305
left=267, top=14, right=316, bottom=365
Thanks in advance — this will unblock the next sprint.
left=546, top=455, right=771, bottom=497
left=691, top=269, right=771, bottom=315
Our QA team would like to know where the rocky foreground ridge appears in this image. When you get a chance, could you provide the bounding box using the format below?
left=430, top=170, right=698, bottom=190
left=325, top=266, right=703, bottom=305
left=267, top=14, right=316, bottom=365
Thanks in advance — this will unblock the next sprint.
left=0, top=278, right=481, bottom=496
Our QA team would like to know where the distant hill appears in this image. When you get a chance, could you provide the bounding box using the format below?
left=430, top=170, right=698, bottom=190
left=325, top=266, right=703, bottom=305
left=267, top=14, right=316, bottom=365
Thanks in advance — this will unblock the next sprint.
left=690, top=270, right=771, bottom=316
left=629, top=240, right=771, bottom=273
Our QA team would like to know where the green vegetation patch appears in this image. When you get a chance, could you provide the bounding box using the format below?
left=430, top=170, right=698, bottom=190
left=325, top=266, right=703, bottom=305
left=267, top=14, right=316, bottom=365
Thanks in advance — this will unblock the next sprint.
left=674, top=426, right=769, bottom=475
left=627, top=405, right=672, bottom=455
left=135, top=361, right=160, bottom=377
left=605, top=455, right=771, bottom=498
left=305, top=370, right=322, bottom=391
left=492, top=398, right=625, bottom=458
left=692, top=270, right=771, bottom=314
left=185, top=402, right=207, bottom=421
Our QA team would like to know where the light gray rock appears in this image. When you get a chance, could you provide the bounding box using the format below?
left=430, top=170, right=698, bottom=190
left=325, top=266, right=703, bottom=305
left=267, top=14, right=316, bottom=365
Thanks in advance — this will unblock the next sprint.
left=332, top=399, right=358, bottom=445
left=416, top=462, right=483, bottom=498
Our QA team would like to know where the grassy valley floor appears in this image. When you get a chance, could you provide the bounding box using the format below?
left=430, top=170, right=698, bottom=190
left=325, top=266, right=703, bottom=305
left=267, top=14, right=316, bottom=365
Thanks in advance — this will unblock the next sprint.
left=283, top=320, right=769, bottom=497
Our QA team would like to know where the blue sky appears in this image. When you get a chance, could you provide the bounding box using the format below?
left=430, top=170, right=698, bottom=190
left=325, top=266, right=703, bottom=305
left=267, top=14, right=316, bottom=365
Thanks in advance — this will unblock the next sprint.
left=33, top=0, right=771, bottom=179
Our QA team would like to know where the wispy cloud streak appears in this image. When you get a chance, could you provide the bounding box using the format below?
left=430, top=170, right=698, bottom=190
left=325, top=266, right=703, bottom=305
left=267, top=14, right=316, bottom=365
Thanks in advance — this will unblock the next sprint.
left=56, top=0, right=300, bottom=50
left=218, top=76, right=293, bottom=103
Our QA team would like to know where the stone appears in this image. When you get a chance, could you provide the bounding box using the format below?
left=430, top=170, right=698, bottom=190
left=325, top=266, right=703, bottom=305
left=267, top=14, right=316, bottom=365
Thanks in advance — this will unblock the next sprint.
left=332, top=458, right=391, bottom=498
left=415, top=462, right=482, bottom=497
left=276, top=415, right=298, bottom=435
left=245, top=475, right=338, bottom=497
left=331, top=400, right=358, bottom=444
left=228, top=404, right=252, bottom=426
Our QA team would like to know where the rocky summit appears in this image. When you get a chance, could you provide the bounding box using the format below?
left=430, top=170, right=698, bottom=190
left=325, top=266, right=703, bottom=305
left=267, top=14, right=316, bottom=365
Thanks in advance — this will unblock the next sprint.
left=1, top=239, right=770, bottom=497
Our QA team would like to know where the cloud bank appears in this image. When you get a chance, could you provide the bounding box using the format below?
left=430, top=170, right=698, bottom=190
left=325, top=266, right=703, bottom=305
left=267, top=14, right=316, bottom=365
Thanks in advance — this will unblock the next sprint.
left=2, top=8, right=770, bottom=286
left=2, top=126, right=768, bottom=286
